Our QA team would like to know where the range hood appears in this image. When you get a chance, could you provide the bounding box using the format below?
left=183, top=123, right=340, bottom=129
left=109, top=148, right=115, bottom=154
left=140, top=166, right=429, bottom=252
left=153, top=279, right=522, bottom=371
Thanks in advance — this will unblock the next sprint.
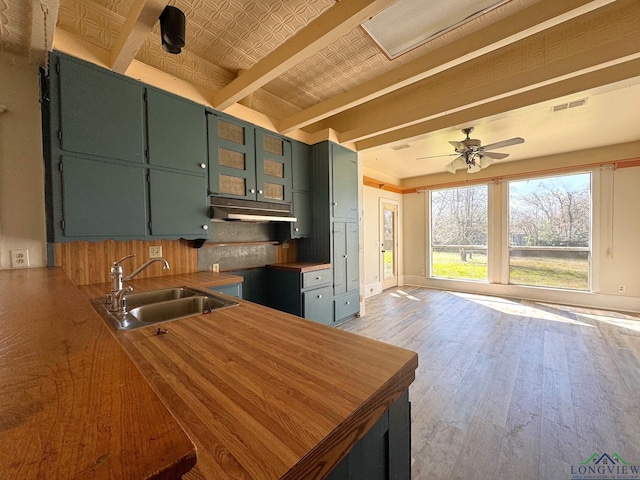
left=210, top=197, right=297, bottom=222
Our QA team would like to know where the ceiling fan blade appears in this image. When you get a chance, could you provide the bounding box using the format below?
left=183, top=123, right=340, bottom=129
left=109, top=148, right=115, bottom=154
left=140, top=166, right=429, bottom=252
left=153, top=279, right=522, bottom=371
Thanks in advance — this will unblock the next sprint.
left=416, top=153, right=458, bottom=160
left=481, top=151, right=509, bottom=160
left=481, top=137, right=525, bottom=151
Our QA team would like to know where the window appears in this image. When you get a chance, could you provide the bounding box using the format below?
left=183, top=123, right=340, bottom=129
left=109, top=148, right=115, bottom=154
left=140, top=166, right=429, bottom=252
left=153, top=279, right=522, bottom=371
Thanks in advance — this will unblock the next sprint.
left=430, top=184, right=488, bottom=281
left=508, top=173, right=591, bottom=290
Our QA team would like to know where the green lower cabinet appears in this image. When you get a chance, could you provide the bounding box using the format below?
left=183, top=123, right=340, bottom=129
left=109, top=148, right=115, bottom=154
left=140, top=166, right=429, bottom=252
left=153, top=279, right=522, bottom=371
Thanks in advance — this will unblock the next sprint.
left=326, top=390, right=411, bottom=480
left=208, top=283, right=243, bottom=299
left=302, top=285, right=333, bottom=325
left=268, top=267, right=333, bottom=324
left=60, top=156, right=147, bottom=237
left=148, top=169, right=209, bottom=237
left=334, top=291, right=360, bottom=323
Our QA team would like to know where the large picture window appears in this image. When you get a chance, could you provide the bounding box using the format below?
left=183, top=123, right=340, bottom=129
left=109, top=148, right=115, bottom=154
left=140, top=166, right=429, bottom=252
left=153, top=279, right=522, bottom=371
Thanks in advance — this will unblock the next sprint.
left=508, top=172, right=591, bottom=290
left=430, top=185, right=488, bottom=281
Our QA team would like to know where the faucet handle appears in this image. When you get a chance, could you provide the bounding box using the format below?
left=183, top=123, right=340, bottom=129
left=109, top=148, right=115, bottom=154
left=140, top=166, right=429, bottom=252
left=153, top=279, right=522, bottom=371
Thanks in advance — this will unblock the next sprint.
left=113, top=254, right=136, bottom=267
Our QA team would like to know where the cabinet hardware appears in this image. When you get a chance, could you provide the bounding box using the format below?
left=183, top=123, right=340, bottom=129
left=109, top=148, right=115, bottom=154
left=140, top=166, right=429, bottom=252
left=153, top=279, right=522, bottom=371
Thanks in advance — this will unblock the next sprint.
left=258, top=190, right=263, bottom=194
left=346, top=301, right=350, bottom=305
left=318, top=295, right=322, bottom=299
left=249, top=188, right=255, bottom=193
left=316, top=276, right=321, bottom=280
left=199, top=163, right=206, bottom=169
left=202, top=225, right=208, bottom=230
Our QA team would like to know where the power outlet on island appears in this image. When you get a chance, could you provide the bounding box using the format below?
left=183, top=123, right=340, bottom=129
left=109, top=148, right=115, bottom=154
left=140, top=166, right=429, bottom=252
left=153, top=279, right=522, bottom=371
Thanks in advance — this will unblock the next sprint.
left=148, top=245, right=163, bottom=258
left=212, top=263, right=220, bottom=273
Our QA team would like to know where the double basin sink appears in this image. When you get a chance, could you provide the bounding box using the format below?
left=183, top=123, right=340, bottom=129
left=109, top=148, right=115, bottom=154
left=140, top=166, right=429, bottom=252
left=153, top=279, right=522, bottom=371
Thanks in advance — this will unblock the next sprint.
left=93, top=286, right=239, bottom=330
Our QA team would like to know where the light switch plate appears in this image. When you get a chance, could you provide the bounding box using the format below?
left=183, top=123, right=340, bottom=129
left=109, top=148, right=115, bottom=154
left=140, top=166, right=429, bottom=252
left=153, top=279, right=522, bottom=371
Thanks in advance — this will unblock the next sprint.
left=148, top=245, right=163, bottom=258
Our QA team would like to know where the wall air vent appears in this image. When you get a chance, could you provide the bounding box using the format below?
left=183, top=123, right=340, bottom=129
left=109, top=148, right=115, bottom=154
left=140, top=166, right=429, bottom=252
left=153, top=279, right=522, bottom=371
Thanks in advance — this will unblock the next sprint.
left=551, top=98, right=588, bottom=112
left=391, top=144, right=411, bottom=150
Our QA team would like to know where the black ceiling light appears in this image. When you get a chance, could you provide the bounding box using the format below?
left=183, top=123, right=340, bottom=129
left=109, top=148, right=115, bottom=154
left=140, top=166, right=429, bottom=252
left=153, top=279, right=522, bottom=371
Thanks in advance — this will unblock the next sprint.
left=159, top=6, right=186, bottom=54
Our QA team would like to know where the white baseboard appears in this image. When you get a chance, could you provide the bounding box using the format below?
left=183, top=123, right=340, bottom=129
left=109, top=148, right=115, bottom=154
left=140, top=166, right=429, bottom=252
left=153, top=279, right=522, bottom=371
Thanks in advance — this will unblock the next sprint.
left=402, top=275, right=640, bottom=313
left=365, top=282, right=383, bottom=298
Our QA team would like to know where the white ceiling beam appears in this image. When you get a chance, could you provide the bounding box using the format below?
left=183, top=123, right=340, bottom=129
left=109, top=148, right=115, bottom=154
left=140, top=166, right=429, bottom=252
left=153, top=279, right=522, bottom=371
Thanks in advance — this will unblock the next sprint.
left=276, top=0, right=615, bottom=134
left=337, top=0, right=640, bottom=144
left=355, top=57, right=640, bottom=151
left=212, top=0, right=398, bottom=111
left=111, top=0, right=169, bottom=74
left=30, top=0, right=60, bottom=65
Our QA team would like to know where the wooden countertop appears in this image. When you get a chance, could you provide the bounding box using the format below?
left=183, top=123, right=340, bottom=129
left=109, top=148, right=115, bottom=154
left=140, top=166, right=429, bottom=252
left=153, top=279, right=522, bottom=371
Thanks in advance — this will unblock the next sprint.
left=267, top=262, right=332, bottom=273
left=80, top=275, right=418, bottom=479
left=0, top=268, right=196, bottom=479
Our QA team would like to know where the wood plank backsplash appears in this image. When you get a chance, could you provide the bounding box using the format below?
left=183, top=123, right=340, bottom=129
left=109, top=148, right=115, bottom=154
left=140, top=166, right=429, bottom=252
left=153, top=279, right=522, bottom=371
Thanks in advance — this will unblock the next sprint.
left=54, top=239, right=198, bottom=285
left=54, top=238, right=297, bottom=285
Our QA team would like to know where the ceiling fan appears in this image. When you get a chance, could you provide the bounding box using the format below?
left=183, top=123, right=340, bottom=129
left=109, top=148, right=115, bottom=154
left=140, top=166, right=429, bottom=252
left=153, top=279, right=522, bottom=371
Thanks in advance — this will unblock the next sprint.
left=417, top=127, right=525, bottom=173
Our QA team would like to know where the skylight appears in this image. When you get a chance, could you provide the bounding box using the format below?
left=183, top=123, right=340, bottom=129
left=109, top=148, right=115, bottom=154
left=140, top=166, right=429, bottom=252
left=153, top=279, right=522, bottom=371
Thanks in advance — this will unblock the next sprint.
left=361, top=0, right=510, bottom=59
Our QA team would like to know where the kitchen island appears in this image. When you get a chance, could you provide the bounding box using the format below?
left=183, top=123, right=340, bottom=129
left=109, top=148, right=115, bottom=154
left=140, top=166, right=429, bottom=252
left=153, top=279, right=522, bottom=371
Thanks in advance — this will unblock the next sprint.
left=1, top=268, right=418, bottom=479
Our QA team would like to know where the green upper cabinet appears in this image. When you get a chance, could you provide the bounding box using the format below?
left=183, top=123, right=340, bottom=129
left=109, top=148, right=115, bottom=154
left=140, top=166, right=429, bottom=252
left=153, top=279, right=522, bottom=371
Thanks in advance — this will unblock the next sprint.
left=292, top=140, right=312, bottom=191
left=291, top=140, right=312, bottom=238
left=60, top=156, right=147, bottom=237
left=148, top=170, right=209, bottom=237
left=255, top=127, right=292, bottom=204
left=57, top=55, right=144, bottom=163
left=207, top=112, right=257, bottom=201
left=146, top=89, right=207, bottom=174
left=207, top=113, right=292, bottom=203
left=331, top=143, right=358, bottom=220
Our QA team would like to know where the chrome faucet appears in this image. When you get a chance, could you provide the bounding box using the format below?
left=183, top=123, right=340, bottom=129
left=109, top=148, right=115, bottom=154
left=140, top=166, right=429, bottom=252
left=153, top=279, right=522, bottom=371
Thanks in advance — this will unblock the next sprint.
left=107, top=254, right=170, bottom=313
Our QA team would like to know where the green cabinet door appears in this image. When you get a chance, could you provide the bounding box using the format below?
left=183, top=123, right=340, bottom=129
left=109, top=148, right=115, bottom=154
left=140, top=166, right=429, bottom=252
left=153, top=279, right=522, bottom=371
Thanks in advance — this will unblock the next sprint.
left=346, top=222, right=359, bottom=292
left=146, top=89, right=207, bottom=173
left=333, top=222, right=347, bottom=295
left=291, top=190, right=312, bottom=238
left=207, top=113, right=256, bottom=200
left=149, top=169, right=209, bottom=237
left=333, top=221, right=359, bottom=297
left=303, top=285, right=333, bottom=325
left=61, top=156, right=147, bottom=237
left=57, top=55, right=144, bottom=163
left=255, top=128, right=292, bottom=204
left=331, top=143, right=358, bottom=220
left=292, top=140, right=312, bottom=191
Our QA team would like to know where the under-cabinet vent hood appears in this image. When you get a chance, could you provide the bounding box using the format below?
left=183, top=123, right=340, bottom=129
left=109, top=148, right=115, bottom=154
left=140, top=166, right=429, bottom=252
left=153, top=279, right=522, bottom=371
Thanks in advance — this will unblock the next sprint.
left=210, top=197, right=297, bottom=223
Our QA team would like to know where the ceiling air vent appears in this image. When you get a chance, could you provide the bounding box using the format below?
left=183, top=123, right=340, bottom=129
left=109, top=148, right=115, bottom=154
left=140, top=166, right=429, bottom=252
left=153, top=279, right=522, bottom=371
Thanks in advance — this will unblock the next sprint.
left=391, top=144, right=411, bottom=150
left=551, top=98, right=588, bottom=112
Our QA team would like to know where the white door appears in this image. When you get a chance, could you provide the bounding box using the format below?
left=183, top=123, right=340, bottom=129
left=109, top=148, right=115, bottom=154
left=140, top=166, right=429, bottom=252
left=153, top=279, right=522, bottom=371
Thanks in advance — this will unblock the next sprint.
left=381, top=202, right=398, bottom=290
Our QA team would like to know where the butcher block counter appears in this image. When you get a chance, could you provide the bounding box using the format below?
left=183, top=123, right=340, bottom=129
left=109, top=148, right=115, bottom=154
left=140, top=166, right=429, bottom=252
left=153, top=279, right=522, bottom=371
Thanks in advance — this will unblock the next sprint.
left=1, top=267, right=418, bottom=479
left=0, top=267, right=196, bottom=478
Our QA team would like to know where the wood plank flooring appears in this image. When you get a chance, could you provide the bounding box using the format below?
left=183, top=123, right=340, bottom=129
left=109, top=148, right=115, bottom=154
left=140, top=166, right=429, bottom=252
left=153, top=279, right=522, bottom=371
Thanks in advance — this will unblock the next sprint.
left=338, top=287, right=640, bottom=480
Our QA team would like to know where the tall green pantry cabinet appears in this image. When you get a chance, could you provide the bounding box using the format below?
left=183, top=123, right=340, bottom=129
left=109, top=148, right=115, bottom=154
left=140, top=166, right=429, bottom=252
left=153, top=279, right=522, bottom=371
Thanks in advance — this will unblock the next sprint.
left=300, top=141, right=360, bottom=324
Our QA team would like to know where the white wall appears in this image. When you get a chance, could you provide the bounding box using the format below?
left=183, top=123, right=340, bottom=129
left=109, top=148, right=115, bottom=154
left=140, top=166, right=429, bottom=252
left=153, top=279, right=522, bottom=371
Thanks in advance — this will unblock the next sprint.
left=0, top=53, right=47, bottom=269
left=402, top=160, right=640, bottom=312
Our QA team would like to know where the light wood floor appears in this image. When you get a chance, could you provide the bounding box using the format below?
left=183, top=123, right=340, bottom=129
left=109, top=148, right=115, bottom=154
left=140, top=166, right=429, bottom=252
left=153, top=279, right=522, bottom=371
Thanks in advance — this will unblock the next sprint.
left=339, top=287, right=640, bottom=480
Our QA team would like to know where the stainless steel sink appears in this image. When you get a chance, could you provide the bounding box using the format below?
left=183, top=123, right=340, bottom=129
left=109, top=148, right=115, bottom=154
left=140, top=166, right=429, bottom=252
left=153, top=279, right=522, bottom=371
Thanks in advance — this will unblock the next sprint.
left=93, top=286, right=239, bottom=330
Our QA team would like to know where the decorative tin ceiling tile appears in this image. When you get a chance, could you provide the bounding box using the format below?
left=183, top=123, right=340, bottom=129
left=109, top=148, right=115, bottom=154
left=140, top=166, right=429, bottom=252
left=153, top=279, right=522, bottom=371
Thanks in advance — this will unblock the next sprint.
left=175, top=0, right=334, bottom=72
left=58, top=0, right=123, bottom=50
left=0, top=0, right=32, bottom=56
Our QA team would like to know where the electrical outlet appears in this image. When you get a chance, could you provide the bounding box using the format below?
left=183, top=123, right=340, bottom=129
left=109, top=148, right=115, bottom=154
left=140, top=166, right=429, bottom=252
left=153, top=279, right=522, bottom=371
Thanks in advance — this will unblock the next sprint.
left=148, top=245, right=162, bottom=258
left=617, top=284, right=626, bottom=293
left=212, top=263, right=219, bottom=273
left=11, top=249, right=29, bottom=268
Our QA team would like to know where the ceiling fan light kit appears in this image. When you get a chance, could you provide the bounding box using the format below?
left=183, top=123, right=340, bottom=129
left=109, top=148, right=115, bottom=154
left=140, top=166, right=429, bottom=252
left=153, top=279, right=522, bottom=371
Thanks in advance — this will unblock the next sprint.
left=420, top=127, right=524, bottom=174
